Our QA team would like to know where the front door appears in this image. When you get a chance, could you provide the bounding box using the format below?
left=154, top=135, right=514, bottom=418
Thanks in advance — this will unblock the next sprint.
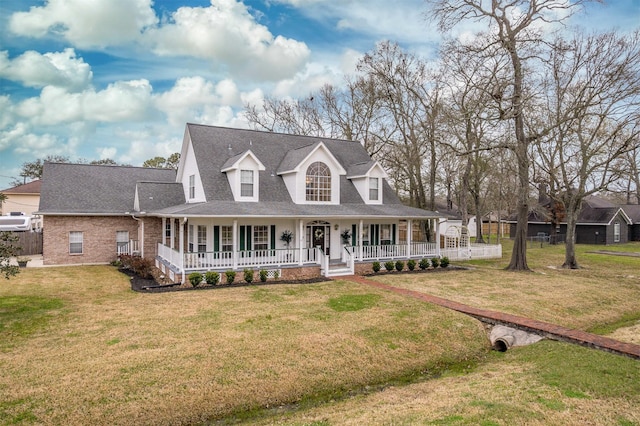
left=310, top=225, right=329, bottom=255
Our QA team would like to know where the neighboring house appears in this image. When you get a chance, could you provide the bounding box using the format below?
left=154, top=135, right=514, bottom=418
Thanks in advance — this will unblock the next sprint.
left=621, top=204, right=640, bottom=241
left=1, top=179, right=41, bottom=216
left=508, top=196, right=632, bottom=245
left=0, top=180, right=42, bottom=230
left=40, top=124, right=476, bottom=282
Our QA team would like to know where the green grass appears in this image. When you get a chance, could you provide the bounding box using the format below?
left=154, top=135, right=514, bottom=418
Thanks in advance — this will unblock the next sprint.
left=327, top=293, right=381, bottom=311
left=0, top=296, right=64, bottom=348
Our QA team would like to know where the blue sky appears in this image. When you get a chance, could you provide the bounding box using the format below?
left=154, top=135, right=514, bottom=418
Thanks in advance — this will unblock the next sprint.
left=1, top=0, right=638, bottom=190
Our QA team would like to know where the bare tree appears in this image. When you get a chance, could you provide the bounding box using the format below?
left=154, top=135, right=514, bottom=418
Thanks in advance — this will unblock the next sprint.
left=358, top=41, right=442, bottom=210
left=536, top=30, right=640, bottom=268
left=426, top=0, right=595, bottom=271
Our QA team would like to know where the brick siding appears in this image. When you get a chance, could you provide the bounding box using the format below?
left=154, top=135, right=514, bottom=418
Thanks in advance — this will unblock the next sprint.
left=43, top=215, right=162, bottom=265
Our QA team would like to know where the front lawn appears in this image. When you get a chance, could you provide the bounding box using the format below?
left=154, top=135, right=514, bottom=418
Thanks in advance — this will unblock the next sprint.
left=0, top=266, right=486, bottom=425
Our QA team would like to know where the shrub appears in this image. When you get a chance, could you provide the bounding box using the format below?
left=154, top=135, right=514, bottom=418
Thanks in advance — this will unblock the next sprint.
left=244, top=268, right=254, bottom=283
left=372, top=261, right=381, bottom=273
left=225, top=270, right=236, bottom=284
left=273, top=270, right=280, bottom=280
left=120, top=255, right=154, bottom=279
left=188, top=272, right=203, bottom=287
left=440, top=256, right=450, bottom=268
left=431, top=257, right=440, bottom=268
left=259, top=269, right=268, bottom=282
left=395, top=260, right=404, bottom=271
left=407, top=259, right=416, bottom=271
left=419, top=258, right=430, bottom=270
left=384, top=261, right=395, bottom=272
left=205, top=271, right=220, bottom=285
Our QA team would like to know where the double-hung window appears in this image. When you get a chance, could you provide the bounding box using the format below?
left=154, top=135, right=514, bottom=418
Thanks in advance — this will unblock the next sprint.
left=189, top=175, right=195, bottom=199
left=69, top=231, right=83, bottom=254
left=369, top=177, right=379, bottom=201
left=116, top=231, right=129, bottom=254
left=240, top=170, right=254, bottom=197
left=253, top=225, right=268, bottom=251
left=221, top=226, right=233, bottom=252
left=197, top=225, right=207, bottom=252
left=614, top=221, right=621, bottom=243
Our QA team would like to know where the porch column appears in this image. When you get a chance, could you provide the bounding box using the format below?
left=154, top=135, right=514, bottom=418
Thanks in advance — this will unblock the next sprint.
left=435, top=218, right=441, bottom=257
left=298, top=219, right=304, bottom=265
left=359, top=219, right=364, bottom=261
left=170, top=218, right=175, bottom=249
left=179, top=218, right=186, bottom=284
left=407, top=219, right=412, bottom=258
left=162, top=217, right=166, bottom=246
left=232, top=219, right=238, bottom=270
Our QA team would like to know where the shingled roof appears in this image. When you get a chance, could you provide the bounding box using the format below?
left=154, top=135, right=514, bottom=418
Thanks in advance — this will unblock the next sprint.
left=1, top=179, right=42, bottom=194
left=38, top=163, right=177, bottom=215
left=38, top=125, right=441, bottom=220
left=178, top=124, right=439, bottom=219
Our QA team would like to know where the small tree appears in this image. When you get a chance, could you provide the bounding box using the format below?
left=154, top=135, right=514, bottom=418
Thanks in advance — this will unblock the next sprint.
left=0, top=232, right=21, bottom=279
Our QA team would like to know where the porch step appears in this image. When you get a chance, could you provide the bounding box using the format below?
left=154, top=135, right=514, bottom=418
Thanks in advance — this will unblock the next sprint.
left=325, top=263, right=353, bottom=277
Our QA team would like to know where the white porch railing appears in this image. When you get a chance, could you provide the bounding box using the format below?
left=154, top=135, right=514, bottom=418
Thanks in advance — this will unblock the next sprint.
left=358, top=242, right=437, bottom=260
left=155, top=242, right=502, bottom=275
left=117, top=240, right=140, bottom=256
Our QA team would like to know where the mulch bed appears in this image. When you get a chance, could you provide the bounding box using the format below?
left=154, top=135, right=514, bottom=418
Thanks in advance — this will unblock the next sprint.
left=120, top=267, right=326, bottom=293
left=121, top=264, right=466, bottom=293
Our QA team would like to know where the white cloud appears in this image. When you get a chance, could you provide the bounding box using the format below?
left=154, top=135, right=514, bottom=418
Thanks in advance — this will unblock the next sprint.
left=15, top=79, right=153, bottom=126
left=0, top=122, right=62, bottom=153
left=9, top=0, right=157, bottom=48
left=0, top=49, right=92, bottom=91
left=154, top=76, right=250, bottom=127
left=144, top=0, right=310, bottom=81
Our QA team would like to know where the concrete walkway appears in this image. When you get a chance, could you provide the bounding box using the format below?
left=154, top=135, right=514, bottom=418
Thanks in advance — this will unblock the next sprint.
left=345, top=275, right=640, bottom=360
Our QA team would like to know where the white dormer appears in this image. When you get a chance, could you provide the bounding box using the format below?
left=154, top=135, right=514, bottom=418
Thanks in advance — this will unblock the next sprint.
left=347, top=161, right=388, bottom=204
left=277, top=141, right=346, bottom=205
left=177, top=131, right=207, bottom=203
left=221, top=150, right=266, bottom=202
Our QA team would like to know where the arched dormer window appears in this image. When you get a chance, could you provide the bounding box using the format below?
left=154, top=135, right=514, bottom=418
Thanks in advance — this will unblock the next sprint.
left=306, top=162, right=331, bottom=201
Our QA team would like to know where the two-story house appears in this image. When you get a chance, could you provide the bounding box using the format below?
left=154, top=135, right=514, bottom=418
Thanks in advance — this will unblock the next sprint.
left=38, top=124, right=447, bottom=282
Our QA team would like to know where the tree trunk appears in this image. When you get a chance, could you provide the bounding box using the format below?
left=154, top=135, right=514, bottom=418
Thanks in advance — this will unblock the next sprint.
left=562, top=202, right=581, bottom=269
left=508, top=199, right=530, bottom=270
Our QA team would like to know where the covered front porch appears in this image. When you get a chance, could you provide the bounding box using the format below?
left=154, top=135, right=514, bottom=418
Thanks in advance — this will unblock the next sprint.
left=154, top=216, right=444, bottom=281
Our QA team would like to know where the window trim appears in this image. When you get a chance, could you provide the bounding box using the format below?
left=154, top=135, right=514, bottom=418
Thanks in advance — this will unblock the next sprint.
left=197, top=225, right=207, bottom=253
left=614, top=221, right=621, bottom=243
left=253, top=225, right=269, bottom=251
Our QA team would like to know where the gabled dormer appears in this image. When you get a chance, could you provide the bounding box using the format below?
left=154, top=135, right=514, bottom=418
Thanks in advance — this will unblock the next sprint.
left=221, top=149, right=266, bottom=202
left=347, top=161, right=388, bottom=205
left=277, top=141, right=346, bottom=205
left=176, top=129, right=206, bottom=203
